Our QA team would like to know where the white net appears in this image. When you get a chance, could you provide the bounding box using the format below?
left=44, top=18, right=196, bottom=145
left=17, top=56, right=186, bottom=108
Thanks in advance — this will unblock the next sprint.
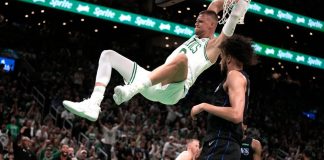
left=218, top=0, right=237, bottom=24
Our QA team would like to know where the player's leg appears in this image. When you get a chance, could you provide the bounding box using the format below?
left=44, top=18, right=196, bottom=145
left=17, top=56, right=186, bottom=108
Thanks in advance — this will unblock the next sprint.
left=91, top=49, right=136, bottom=98
left=149, top=53, right=188, bottom=85
left=113, top=53, right=188, bottom=105
left=63, top=50, right=136, bottom=121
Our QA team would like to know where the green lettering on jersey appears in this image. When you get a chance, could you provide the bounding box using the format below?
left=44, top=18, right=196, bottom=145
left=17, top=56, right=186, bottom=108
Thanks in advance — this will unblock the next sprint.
left=180, top=48, right=187, bottom=54
left=185, top=38, right=202, bottom=54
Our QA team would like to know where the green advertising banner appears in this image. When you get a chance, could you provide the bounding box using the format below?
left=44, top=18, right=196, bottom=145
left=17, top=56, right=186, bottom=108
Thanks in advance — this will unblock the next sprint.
left=20, top=0, right=194, bottom=38
left=18, top=0, right=324, bottom=70
left=206, top=0, right=324, bottom=32
left=252, top=43, right=323, bottom=69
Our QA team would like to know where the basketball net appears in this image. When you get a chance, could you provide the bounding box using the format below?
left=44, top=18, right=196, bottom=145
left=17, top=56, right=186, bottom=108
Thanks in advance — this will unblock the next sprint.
left=219, top=0, right=247, bottom=24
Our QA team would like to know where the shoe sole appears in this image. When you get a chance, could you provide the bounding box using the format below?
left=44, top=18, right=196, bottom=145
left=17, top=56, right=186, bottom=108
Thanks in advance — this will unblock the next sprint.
left=113, top=87, right=123, bottom=105
left=113, top=94, right=122, bottom=105
left=63, top=101, right=97, bottom=122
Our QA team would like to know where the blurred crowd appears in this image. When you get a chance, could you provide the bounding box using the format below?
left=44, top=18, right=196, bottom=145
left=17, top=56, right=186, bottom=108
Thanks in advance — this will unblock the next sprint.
left=0, top=41, right=323, bottom=160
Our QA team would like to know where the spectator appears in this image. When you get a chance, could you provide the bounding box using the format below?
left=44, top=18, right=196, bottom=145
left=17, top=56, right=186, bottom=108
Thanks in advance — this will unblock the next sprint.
left=100, top=108, right=125, bottom=159
left=76, top=144, right=88, bottom=160
left=67, top=147, right=77, bottom=160
left=20, top=119, right=33, bottom=138
left=61, top=110, right=75, bottom=122
left=42, top=145, right=54, bottom=160
left=5, top=118, right=19, bottom=141
left=71, top=119, right=88, bottom=139
left=52, top=144, right=71, bottom=160
left=35, top=126, right=48, bottom=142
left=162, top=136, right=183, bottom=159
left=149, top=140, right=162, bottom=160
left=13, top=136, right=36, bottom=160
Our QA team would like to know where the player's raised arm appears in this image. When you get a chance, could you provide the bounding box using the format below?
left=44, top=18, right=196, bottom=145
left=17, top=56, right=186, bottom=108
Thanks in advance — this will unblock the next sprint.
left=208, top=0, right=225, bottom=14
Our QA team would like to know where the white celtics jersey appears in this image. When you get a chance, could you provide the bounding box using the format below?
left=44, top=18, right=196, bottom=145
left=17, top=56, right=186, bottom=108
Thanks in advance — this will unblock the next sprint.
left=165, top=35, right=214, bottom=90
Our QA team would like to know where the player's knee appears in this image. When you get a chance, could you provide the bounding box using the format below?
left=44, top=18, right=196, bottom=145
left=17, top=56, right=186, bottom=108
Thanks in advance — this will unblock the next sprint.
left=174, top=54, right=188, bottom=68
left=100, top=50, right=117, bottom=61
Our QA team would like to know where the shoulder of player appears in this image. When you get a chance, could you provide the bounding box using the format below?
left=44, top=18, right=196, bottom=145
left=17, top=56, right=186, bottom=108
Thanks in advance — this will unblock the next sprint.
left=252, top=138, right=261, bottom=145
left=251, top=138, right=262, bottom=150
left=227, top=70, right=245, bottom=79
left=226, top=70, right=247, bottom=86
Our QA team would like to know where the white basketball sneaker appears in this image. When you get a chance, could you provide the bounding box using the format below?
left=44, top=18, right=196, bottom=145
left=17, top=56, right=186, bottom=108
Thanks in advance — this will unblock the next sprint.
left=113, top=84, right=141, bottom=105
left=63, top=97, right=101, bottom=121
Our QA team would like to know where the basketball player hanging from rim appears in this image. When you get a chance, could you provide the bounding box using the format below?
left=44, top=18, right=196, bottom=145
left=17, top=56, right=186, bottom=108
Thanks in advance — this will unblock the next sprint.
left=63, top=0, right=251, bottom=121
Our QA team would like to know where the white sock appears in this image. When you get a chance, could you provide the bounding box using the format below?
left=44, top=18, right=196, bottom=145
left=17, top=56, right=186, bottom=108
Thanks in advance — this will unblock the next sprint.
left=91, top=86, right=105, bottom=99
left=141, top=76, right=152, bottom=88
left=131, top=76, right=152, bottom=92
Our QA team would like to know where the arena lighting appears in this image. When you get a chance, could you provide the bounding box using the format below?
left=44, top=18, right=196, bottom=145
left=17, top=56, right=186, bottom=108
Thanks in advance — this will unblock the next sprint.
left=18, top=0, right=324, bottom=70
left=206, top=0, right=324, bottom=32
